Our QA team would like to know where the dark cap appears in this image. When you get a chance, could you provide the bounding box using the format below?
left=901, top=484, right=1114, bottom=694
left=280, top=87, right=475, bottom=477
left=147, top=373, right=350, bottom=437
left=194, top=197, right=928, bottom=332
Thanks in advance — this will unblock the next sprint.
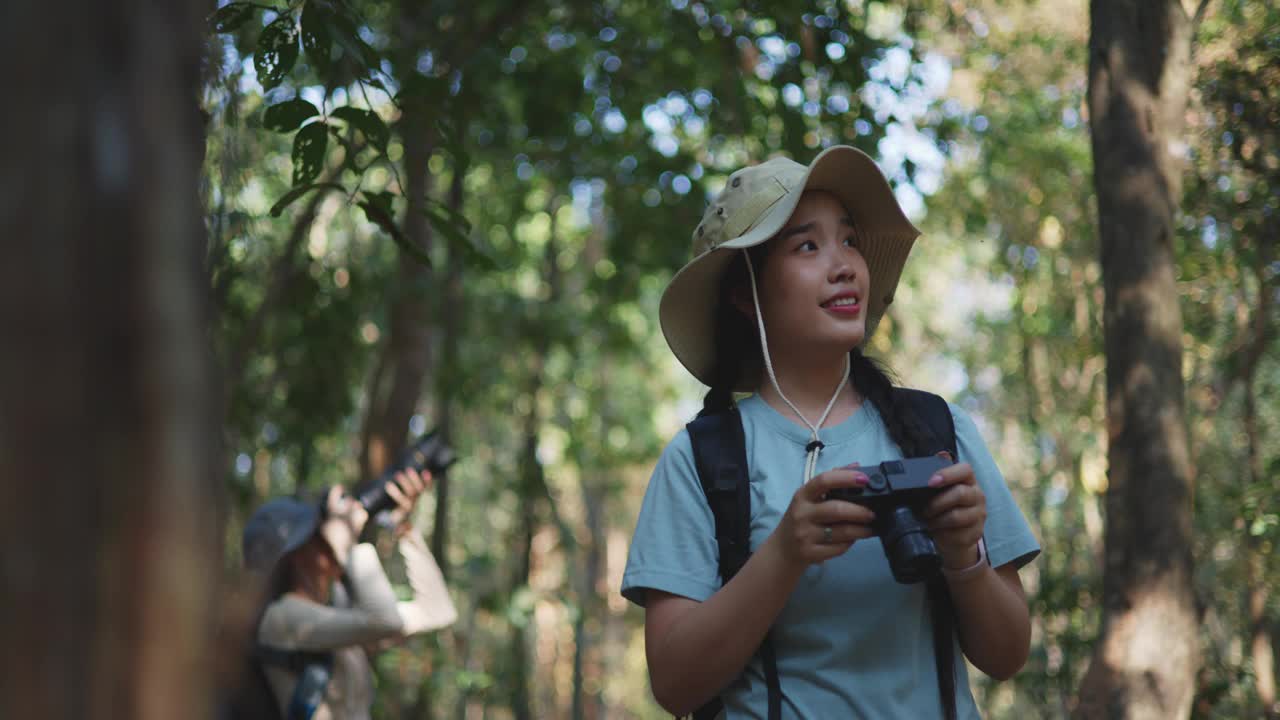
left=241, top=497, right=322, bottom=575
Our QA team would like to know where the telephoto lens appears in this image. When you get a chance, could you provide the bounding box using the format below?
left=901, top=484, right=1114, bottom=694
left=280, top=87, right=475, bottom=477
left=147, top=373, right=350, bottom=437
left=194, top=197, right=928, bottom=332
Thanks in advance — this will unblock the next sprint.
left=354, top=431, right=457, bottom=516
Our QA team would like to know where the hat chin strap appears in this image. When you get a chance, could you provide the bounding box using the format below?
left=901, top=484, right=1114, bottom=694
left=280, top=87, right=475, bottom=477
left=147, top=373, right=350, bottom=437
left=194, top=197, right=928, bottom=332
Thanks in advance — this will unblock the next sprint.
left=743, top=249, right=850, bottom=484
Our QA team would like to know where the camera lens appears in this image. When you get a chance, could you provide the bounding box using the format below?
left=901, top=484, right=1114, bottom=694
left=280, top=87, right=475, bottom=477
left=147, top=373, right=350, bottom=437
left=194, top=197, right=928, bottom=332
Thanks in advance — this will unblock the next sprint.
left=867, top=473, right=887, bottom=492
left=878, top=506, right=940, bottom=584
left=353, top=431, right=456, bottom=516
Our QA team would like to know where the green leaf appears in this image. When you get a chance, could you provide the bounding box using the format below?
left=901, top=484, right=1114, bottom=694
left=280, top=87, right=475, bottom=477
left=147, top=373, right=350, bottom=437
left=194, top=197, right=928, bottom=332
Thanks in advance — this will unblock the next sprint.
left=430, top=116, right=470, bottom=174
left=357, top=191, right=432, bottom=267
left=269, top=181, right=345, bottom=217
left=330, top=106, right=389, bottom=151
left=263, top=98, right=320, bottom=132
left=423, top=203, right=494, bottom=270
left=397, top=74, right=444, bottom=103
left=210, top=2, right=256, bottom=33
left=255, top=14, right=300, bottom=91
left=328, top=12, right=381, bottom=71
left=300, top=2, right=333, bottom=74
left=291, top=122, right=328, bottom=186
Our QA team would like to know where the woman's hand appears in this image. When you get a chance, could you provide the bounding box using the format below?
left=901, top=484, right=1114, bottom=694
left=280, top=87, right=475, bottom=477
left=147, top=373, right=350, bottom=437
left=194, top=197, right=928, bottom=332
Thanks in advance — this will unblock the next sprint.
left=320, top=486, right=369, bottom=562
left=923, top=460, right=987, bottom=569
left=385, top=468, right=431, bottom=536
left=770, top=466, right=876, bottom=566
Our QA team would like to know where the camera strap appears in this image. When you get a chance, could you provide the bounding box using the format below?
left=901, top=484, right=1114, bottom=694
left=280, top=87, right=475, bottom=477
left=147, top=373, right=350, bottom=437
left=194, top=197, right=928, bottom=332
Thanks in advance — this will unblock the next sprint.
left=686, top=390, right=959, bottom=720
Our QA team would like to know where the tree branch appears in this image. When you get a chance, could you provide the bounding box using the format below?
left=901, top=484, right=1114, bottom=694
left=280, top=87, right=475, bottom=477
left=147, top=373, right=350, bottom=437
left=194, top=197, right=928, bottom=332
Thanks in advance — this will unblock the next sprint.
left=222, top=186, right=327, bottom=400
left=1193, top=0, right=1212, bottom=28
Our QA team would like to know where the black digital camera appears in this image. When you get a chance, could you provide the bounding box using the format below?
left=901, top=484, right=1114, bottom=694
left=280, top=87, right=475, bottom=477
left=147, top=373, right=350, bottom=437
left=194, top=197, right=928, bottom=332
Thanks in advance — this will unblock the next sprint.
left=826, top=455, right=952, bottom=584
left=354, top=431, right=457, bottom=516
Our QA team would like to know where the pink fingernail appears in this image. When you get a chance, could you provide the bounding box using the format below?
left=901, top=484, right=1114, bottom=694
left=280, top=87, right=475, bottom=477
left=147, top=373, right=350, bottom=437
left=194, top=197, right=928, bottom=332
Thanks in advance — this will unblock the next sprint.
left=854, top=473, right=869, bottom=485
left=928, top=474, right=943, bottom=487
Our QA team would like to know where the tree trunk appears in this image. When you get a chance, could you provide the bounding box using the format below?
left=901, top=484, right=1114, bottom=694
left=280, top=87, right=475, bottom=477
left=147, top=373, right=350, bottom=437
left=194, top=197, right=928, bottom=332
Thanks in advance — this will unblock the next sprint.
left=1241, top=237, right=1276, bottom=717
left=506, top=197, right=567, bottom=719
left=572, top=469, right=606, bottom=720
left=0, top=1, right=220, bottom=719
left=360, top=168, right=434, bottom=480
left=360, top=1, right=436, bottom=483
left=431, top=168, right=467, bottom=573
left=1074, top=2, right=1200, bottom=718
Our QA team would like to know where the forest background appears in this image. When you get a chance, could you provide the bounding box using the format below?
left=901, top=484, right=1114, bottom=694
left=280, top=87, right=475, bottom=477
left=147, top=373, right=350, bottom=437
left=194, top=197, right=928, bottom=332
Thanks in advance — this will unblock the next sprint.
left=1, top=0, right=1276, bottom=719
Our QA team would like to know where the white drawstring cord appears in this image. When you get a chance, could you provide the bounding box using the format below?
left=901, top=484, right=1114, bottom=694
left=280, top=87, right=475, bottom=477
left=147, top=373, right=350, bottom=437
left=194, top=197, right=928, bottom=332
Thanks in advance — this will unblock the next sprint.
left=743, top=250, right=851, bottom=483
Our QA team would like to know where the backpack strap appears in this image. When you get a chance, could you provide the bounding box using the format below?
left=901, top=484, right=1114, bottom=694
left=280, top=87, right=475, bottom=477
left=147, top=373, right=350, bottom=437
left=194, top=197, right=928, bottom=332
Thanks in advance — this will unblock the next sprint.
left=256, top=646, right=334, bottom=720
left=686, top=406, right=781, bottom=720
left=688, top=406, right=751, bottom=582
left=891, top=388, right=961, bottom=720
left=891, top=388, right=958, bottom=461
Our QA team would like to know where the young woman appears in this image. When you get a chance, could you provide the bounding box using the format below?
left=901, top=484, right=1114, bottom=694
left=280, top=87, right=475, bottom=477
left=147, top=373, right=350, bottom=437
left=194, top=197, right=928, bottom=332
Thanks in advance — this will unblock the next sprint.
left=241, top=470, right=456, bottom=720
left=622, top=146, right=1039, bottom=719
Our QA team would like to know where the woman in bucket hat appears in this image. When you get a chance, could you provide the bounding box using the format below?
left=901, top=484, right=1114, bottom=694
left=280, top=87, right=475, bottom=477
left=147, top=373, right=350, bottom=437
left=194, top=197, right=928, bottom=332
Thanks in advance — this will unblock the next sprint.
left=622, top=146, right=1039, bottom=719
left=239, top=470, right=456, bottom=719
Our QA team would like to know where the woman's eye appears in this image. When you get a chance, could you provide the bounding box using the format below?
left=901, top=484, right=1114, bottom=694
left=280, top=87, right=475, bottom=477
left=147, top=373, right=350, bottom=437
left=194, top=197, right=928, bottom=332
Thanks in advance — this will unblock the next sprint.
left=843, top=236, right=859, bottom=248
left=798, top=240, right=817, bottom=251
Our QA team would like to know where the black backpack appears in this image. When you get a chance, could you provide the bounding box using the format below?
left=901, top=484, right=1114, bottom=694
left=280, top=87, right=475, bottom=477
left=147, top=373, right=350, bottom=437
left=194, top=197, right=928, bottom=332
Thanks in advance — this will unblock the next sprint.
left=685, top=388, right=959, bottom=720
left=217, top=592, right=337, bottom=720
left=218, top=647, right=333, bottom=720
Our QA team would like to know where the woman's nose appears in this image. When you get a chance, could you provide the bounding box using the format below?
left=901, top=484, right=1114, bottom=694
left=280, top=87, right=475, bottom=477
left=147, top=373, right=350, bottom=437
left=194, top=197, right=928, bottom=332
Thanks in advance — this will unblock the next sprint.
left=830, top=258, right=855, bottom=283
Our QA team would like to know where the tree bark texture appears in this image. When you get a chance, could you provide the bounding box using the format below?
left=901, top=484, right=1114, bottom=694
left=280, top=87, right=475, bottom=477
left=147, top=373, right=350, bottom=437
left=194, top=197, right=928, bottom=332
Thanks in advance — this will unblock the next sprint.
left=0, top=1, right=220, bottom=719
left=1074, top=1, right=1200, bottom=718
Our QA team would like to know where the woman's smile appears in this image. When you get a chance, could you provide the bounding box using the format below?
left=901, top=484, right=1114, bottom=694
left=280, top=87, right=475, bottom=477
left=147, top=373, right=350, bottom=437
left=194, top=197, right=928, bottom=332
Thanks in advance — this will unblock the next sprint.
left=821, top=290, right=862, bottom=316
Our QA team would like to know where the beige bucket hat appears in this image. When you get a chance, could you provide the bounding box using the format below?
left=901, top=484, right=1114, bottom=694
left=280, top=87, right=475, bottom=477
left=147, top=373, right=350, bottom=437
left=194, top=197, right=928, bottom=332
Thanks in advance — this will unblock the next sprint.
left=659, top=145, right=921, bottom=389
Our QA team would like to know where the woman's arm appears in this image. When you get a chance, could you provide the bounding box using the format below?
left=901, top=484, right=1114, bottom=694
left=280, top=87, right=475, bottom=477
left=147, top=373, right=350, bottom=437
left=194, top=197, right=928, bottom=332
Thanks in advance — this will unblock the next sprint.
left=644, top=468, right=874, bottom=716
left=393, top=527, right=457, bottom=634
left=925, top=462, right=1032, bottom=680
left=258, top=543, right=406, bottom=651
left=945, top=557, right=1030, bottom=680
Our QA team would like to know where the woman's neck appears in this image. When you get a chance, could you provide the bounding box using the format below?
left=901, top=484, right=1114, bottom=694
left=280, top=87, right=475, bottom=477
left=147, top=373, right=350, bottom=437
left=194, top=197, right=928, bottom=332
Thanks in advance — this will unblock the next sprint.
left=756, top=350, right=862, bottom=428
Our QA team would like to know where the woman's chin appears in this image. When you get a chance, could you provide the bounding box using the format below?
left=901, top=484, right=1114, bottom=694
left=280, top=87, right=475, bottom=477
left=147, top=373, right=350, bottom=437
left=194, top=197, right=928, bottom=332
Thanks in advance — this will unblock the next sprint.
left=830, top=328, right=866, bottom=351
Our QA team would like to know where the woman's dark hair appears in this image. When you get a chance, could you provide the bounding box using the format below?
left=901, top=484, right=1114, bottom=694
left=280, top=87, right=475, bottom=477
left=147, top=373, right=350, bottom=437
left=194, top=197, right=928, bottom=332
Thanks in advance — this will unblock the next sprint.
left=700, top=243, right=959, bottom=720
left=267, top=560, right=296, bottom=602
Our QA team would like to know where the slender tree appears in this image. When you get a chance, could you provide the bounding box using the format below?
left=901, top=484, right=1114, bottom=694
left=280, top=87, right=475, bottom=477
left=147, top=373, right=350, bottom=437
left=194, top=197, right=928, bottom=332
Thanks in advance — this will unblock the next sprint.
left=1074, top=1, right=1205, bottom=717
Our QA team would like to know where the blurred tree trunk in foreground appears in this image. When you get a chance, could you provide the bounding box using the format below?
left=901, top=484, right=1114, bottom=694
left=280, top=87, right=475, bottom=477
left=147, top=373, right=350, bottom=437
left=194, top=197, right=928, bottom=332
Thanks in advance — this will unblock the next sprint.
left=1075, top=0, right=1202, bottom=718
left=0, top=1, right=220, bottom=719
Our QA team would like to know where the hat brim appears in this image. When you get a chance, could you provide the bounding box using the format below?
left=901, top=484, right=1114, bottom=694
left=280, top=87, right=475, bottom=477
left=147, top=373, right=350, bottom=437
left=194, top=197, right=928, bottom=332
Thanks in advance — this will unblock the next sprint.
left=242, top=498, right=323, bottom=575
left=659, top=146, right=921, bottom=390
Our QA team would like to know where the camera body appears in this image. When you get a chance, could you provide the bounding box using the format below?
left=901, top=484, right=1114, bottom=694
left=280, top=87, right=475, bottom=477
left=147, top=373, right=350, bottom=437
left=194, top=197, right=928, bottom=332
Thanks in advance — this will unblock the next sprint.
left=826, top=455, right=952, bottom=584
left=354, top=431, right=457, bottom=516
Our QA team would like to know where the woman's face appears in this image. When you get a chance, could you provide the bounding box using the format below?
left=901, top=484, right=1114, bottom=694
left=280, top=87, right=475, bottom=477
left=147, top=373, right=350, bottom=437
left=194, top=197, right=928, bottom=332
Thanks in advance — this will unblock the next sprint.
left=749, top=191, right=871, bottom=358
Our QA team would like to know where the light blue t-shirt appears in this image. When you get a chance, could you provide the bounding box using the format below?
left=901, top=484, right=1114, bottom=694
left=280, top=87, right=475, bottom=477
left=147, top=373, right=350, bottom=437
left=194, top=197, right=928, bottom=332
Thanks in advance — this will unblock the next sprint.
left=622, top=393, right=1040, bottom=719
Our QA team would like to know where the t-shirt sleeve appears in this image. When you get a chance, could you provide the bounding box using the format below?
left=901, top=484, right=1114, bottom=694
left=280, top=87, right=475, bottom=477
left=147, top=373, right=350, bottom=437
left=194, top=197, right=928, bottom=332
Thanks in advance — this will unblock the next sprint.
left=950, top=403, right=1041, bottom=570
left=620, top=429, right=723, bottom=608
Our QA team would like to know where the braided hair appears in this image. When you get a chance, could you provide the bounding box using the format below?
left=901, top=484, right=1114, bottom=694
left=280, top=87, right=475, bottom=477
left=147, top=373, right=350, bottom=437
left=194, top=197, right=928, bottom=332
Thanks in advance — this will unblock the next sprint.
left=700, top=244, right=959, bottom=720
